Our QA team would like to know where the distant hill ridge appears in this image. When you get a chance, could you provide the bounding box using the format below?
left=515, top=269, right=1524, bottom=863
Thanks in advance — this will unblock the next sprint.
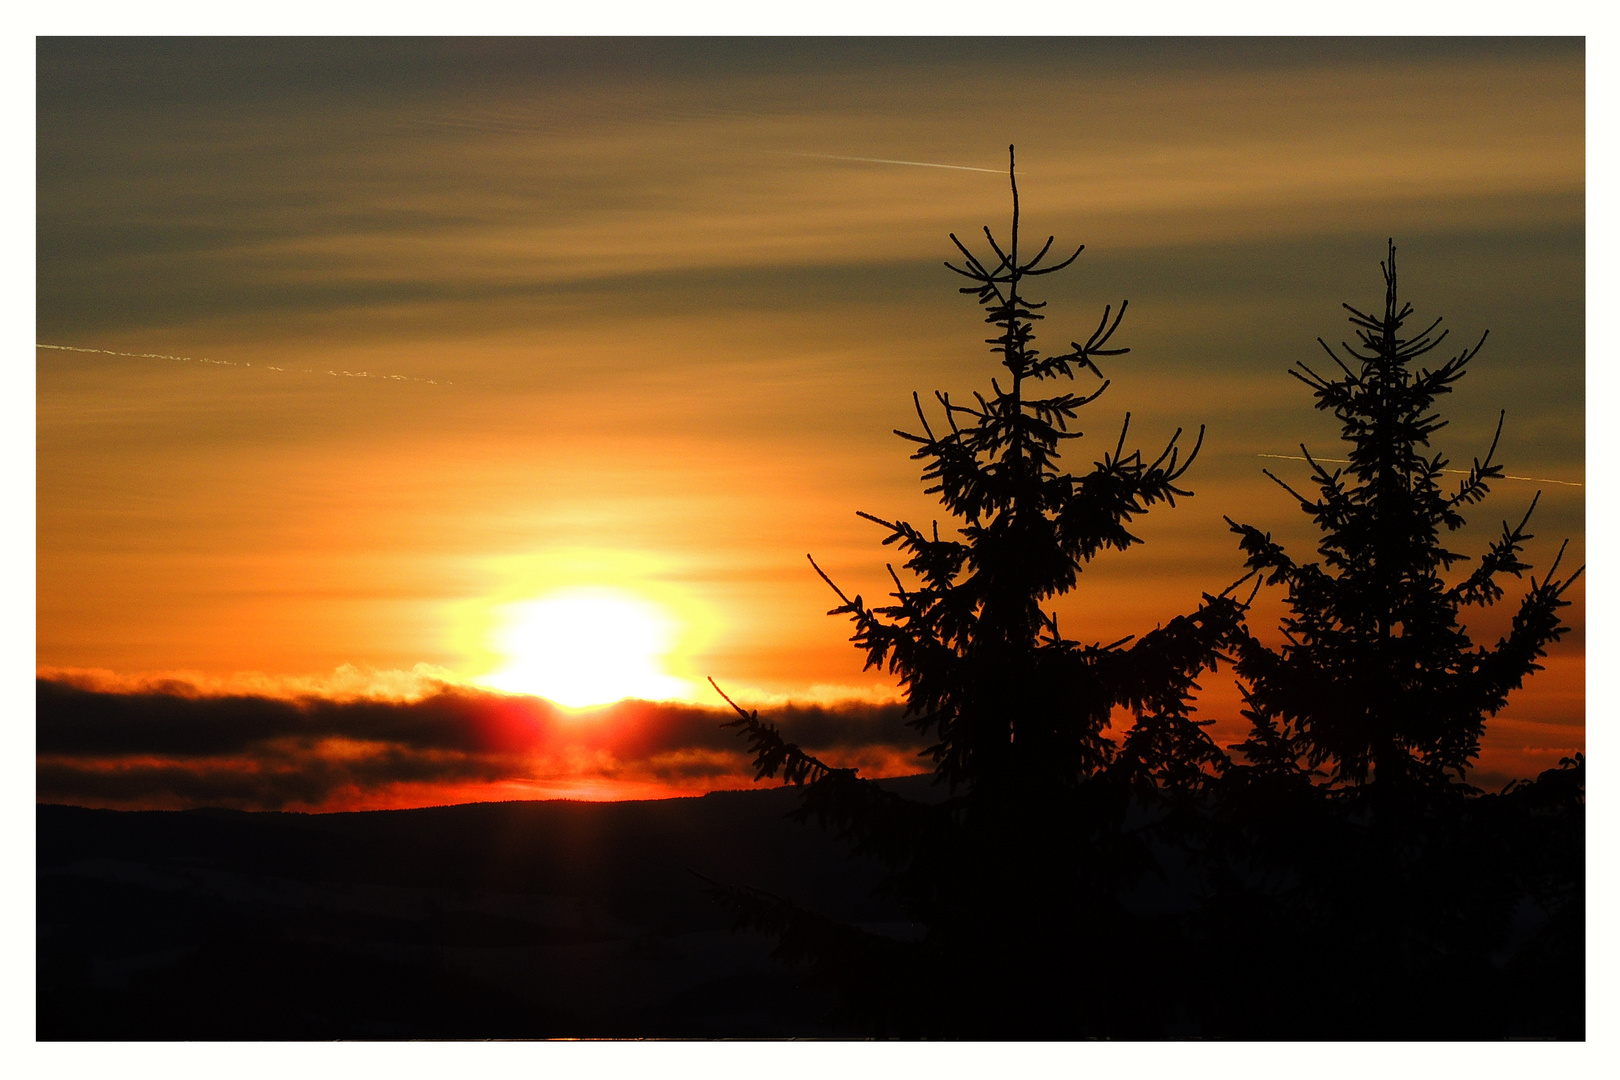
left=37, top=777, right=937, bottom=1038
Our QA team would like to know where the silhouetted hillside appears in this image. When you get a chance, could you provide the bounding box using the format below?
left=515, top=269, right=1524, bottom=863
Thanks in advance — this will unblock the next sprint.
left=37, top=757, right=1583, bottom=1040
left=38, top=779, right=939, bottom=1039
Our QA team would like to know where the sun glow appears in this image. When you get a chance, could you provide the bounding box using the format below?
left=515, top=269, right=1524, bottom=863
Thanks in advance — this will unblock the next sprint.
left=476, top=587, right=690, bottom=708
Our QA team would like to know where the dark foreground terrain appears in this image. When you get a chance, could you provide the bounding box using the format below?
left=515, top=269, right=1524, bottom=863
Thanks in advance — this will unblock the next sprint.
left=38, top=782, right=935, bottom=1039
left=38, top=767, right=1584, bottom=1041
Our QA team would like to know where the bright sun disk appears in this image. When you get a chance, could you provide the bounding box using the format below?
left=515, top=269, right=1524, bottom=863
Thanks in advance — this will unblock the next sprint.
left=477, top=588, right=688, bottom=708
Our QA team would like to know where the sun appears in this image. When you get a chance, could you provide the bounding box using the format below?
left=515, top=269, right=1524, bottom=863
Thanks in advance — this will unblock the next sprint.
left=474, top=587, right=689, bottom=708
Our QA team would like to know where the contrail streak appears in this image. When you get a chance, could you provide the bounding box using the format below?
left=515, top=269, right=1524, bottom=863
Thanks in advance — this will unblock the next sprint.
left=405, top=119, right=1005, bottom=175
left=1257, top=453, right=1581, bottom=488
left=37, top=344, right=450, bottom=385
left=782, top=151, right=1003, bottom=174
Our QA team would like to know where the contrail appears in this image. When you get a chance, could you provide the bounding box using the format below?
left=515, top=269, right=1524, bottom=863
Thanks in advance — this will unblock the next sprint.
left=404, top=119, right=1005, bottom=175
left=37, top=344, right=450, bottom=385
left=39, top=343, right=246, bottom=367
left=1257, top=453, right=1581, bottom=488
left=781, top=151, right=1003, bottom=174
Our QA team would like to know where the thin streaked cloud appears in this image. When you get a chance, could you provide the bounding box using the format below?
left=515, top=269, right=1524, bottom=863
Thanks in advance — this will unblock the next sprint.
left=38, top=343, right=452, bottom=385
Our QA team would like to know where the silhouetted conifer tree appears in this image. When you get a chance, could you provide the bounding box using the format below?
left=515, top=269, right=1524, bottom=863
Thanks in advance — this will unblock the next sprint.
left=1159, top=247, right=1587, bottom=1049
left=707, top=146, right=1248, bottom=1037
left=1226, top=241, right=1582, bottom=791
left=1184, top=244, right=1588, bottom=1040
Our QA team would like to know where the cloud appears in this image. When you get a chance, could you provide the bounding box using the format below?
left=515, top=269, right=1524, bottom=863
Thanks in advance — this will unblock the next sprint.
left=36, top=663, right=466, bottom=704
left=38, top=40, right=1582, bottom=338
left=35, top=676, right=926, bottom=812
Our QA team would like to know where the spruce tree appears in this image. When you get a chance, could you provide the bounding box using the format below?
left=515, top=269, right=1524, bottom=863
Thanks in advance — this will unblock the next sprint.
left=1226, top=241, right=1582, bottom=791
left=1208, top=249, right=1585, bottom=1039
left=708, top=146, right=1248, bottom=1037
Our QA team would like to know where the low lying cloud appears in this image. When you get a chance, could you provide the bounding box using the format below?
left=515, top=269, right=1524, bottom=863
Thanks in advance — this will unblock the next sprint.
left=37, top=663, right=1577, bottom=810
left=37, top=663, right=465, bottom=704
left=35, top=674, right=925, bottom=812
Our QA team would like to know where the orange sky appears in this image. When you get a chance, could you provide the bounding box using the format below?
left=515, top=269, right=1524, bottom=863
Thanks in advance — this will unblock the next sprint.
left=36, top=39, right=1584, bottom=807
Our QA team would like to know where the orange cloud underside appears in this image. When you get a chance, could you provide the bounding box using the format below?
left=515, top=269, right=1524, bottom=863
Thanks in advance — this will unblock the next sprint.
left=36, top=655, right=1582, bottom=813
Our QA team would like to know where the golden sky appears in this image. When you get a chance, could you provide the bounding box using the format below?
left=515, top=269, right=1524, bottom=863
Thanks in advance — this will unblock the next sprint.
left=36, top=39, right=1584, bottom=806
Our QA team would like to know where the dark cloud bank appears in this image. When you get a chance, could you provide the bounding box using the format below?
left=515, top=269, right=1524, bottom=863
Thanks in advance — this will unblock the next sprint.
left=36, top=678, right=922, bottom=811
